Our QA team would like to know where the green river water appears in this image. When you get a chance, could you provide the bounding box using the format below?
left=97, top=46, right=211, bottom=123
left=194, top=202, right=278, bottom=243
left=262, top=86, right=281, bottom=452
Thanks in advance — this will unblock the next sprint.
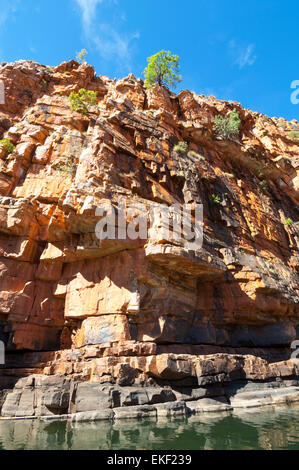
left=0, top=404, right=298, bottom=450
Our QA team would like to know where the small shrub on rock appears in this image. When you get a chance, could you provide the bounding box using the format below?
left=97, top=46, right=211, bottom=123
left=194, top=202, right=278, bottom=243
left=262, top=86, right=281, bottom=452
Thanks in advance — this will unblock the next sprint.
left=55, top=156, right=77, bottom=176
left=173, top=141, right=188, bottom=154
left=211, top=194, right=222, bottom=205
left=68, top=89, right=97, bottom=114
left=213, top=108, right=241, bottom=139
left=0, top=138, right=15, bottom=154
left=259, top=180, right=268, bottom=190
left=289, top=131, right=299, bottom=142
left=76, top=49, right=88, bottom=64
left=284, top=218, right=293, bottom=226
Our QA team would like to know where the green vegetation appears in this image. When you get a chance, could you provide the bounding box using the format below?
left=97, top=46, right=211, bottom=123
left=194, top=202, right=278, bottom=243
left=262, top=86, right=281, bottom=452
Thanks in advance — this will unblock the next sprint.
left=116, top=169, right=126, bottom=179
left=0, top=138, right=15, bottom=154
left=55, top=156, right=76, bottom=176
left=213, top=108, right=241, bottom=139
left=143, top=109, right=157, bottom=118
left=289, top=130, right=299, bottom=142
left=283, top=219, right=299, bottom=227
left=211, top=194, right=222, bottom=205
left=259, top=180, right=268, bottom=190
left=187, top=150, right=205, bottom=160
left=173, top=141, right=188, bottom=154
left=144, top=50, right=182, bottom=89
left=76, top=49, right=88, bottom=64
left=68, top=88, right=97, bottom=114
left=284, top=218, right=294, bottom=226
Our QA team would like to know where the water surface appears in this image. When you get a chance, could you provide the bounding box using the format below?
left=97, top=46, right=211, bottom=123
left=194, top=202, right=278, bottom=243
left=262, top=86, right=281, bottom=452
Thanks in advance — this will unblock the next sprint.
left=0, top=404, right=298, bottom=450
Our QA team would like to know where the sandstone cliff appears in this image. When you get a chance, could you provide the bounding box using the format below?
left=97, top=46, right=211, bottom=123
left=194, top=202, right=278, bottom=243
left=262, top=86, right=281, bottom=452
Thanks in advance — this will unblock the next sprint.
left=0, top=60, right=298, bottom=419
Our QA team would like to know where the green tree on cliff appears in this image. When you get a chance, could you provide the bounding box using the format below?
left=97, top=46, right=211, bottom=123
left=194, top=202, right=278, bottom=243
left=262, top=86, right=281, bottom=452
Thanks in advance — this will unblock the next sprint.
left=76, top=49, right=88, bottom=64
left=144, top=50, right=182, bottom=89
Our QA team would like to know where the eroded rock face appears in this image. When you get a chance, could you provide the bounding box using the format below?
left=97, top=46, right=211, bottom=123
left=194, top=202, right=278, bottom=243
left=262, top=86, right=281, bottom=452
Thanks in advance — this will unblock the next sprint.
left=0, top=60, right=298, bottom=418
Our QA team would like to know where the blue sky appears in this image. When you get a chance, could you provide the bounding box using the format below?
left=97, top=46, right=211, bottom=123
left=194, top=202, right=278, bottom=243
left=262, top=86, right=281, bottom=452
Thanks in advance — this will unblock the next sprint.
left=0, top=0, right=298, bottom=120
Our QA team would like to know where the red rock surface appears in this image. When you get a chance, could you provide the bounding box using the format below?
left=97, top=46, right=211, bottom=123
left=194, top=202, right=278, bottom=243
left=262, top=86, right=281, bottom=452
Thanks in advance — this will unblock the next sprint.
left=0, top=60, right=298, bottom=404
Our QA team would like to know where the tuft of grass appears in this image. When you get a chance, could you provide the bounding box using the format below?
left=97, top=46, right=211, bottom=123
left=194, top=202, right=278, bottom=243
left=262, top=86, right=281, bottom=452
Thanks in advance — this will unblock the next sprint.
left=289, top=131, right=299, bottom=142
left=259, top=180, right=268, bottom=190
left=284, top=218, right=294, bottom=226
left=55, top=156, right=77, bottom=176
left=0, top=138, right=15, bottom=154
left=173, top=141, right=188, bottom=154
left=143, top=109, right=157, bottom=118
left=211, top=194, right=222, bottom=205
left=187, top=150, right=205, bottom=160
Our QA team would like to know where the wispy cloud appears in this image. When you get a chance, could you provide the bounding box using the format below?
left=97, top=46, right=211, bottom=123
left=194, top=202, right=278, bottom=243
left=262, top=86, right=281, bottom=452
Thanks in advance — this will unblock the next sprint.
left=0, top=0, right=20, bottom=61
left=229, top=40, right=257, bottom=69
left=75, top=0, right=104, bottom=31
left=0, top=0, right=20, bottom=27
left=74, top=0, right=139, bottom=70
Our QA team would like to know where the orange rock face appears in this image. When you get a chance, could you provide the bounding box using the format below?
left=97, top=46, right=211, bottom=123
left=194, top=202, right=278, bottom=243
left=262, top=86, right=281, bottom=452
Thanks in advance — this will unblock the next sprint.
left=0, top=60, right=298, bottom=397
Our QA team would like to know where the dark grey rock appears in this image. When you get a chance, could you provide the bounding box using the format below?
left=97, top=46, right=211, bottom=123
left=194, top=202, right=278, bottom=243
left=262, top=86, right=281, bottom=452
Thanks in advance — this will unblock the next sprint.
left=1, top=390, right=22, bottom=417
left=187, top=396, right=232, bottom=414
left=155, top=401, right=187, bottom=417
left=116, top=364, right=138, bottom=386
left=74, top=383, right=114, bottom=412
left=114, top=405, right=157, bottom=420
left=35, top=376, right=71, bottom=389
left=230, top=386, right=299, bottom=408
left=44, top=389, right=70, bottom=412
left=16, top=389, right=35, bottom=417
left=71, top=410, right=114, bottom=422
left=230, top=322, right=296, bottom=348
left=121, top=389, right=149, bottom=407
left=174, top=385, right=225, bottom=401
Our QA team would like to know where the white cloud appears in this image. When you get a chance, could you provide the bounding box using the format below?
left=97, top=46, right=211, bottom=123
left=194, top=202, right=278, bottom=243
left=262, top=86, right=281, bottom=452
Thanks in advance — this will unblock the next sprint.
left=75, top=0, right=103, bottom=31
left=229, top=40, right=257, bottom=69
left=0, top=0, right=20, bottom=62
left=74, top=0, right=138, bottom=69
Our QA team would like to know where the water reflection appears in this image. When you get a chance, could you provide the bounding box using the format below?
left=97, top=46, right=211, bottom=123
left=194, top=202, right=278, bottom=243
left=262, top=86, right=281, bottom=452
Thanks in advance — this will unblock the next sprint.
left=0, top=404, right=298, bottom=450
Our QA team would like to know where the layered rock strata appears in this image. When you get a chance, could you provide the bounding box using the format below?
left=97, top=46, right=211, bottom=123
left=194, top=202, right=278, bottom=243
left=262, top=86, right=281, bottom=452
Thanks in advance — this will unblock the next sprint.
left=0, top=60, right=298, bottom=419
